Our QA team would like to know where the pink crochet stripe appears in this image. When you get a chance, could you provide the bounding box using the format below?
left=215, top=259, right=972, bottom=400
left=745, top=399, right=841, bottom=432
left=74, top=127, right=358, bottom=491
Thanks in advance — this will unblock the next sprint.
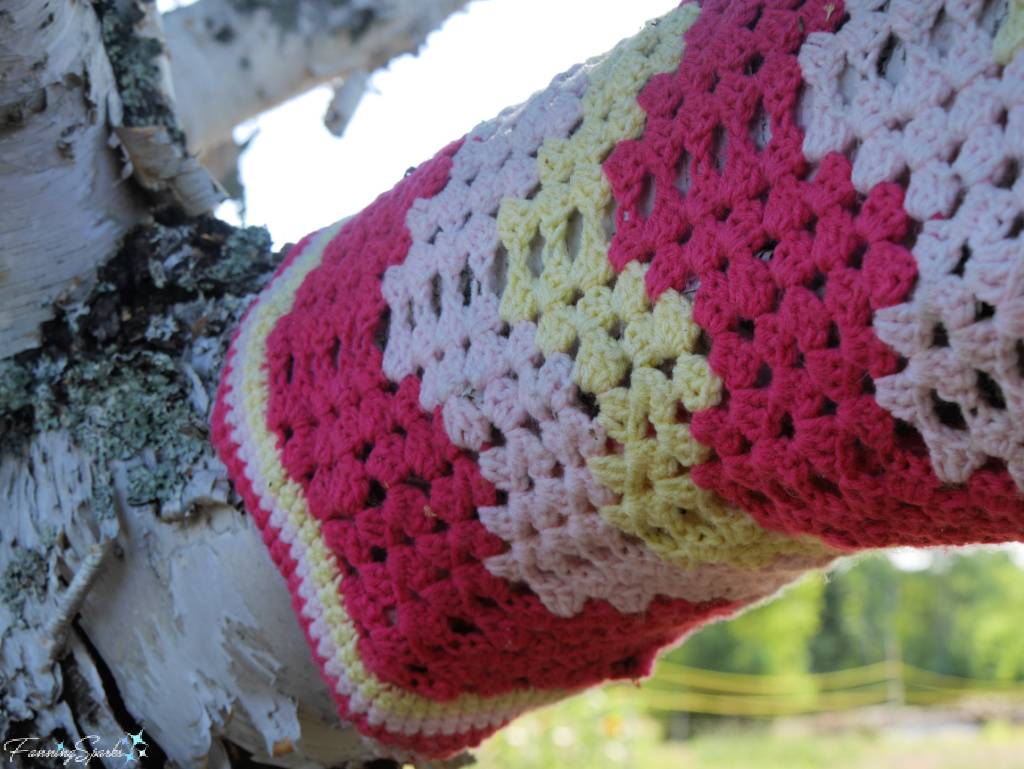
left=603, top=0, right=1024, bottom=550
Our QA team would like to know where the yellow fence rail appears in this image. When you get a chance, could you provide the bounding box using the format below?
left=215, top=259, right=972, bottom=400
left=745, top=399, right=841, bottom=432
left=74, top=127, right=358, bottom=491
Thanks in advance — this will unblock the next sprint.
left=627, top=660, right=1024, bottom=717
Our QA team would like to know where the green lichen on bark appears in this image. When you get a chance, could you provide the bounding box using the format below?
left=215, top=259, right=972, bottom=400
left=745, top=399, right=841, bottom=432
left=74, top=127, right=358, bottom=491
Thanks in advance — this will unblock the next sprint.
left=93, top=0, right=180, bottom=132
left=0, top=217, right=277, bottom=520
left=226, top=0, right=375, bottom=40
left=0, top=349, right=210, bottom=519
left=1, top=547, right=49, bottom=629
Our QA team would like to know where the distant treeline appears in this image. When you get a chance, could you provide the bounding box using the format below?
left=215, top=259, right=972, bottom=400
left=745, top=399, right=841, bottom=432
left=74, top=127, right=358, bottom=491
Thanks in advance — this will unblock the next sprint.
left=665, top=549, right=1024, bottom=682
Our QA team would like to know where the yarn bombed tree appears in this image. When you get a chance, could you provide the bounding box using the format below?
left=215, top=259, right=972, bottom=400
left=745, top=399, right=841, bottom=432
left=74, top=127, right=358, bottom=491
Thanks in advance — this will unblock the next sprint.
left=4, top=0, right=1024, bottom=766
left=213, top=0, right=1024, bottom=762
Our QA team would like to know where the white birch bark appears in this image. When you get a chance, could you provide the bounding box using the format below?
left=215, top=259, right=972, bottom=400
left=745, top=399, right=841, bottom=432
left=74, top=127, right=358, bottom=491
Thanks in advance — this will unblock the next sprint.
left=0, top=0, right=471, bottom=360
left=0, top=0, right=149, bottom=360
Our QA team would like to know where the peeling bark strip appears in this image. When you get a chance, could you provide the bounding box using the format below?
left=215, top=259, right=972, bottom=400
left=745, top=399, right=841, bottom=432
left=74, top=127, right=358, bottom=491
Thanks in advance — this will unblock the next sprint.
left=94, top=0, right=226, bottom=215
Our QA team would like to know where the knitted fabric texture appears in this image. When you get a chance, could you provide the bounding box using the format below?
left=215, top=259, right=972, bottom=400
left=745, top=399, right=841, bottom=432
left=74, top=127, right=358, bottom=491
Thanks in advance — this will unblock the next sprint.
left=212, top=0, right=1024, bottom=761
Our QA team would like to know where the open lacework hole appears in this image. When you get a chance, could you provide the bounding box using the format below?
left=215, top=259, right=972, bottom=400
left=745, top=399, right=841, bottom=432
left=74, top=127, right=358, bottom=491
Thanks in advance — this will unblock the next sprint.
left=980, top=0, right=1010, bottom=36
left=565, top=209, right=583, bottom=263
left=447, top=616, right=481, bottom=637
left=458, top=266, right=474, bottom=307
left=745, top=4, right=762, bottom=31
left=808, top=270, right=827, bottom=298
left=826, top=322, right=841, bottom=349
left=1009, top=214, right=1024, bottom=239
left=838, top=59, right=860, bottom=108
left=639, top=174, right=657, bottom=220
left=995, top=158, right=1018, bottom=190
left=952, top=244, right=971, bottom=277
left=977, top=369, right=1007, bottom=409
left=430, top=273, right=443, bottom=317
left=578, top=389, right=600, bottom=419
left=755, top=240, right=778, bottom=262
left=711, top=125, right=728, bottom=175
left=617, top=367, right=632, bottom=389
left=753, top=363, right=772, bottom=389
left=876, top=33, right=907, bottom=86
left=675, top=402, right=692, bottom=424
left=932, top=391, right=967, bottom=430
left=366, top=479, right=387, bottom=507
left=748, top=99, right=771, bottom=151
left=778, top=412, right=795, bottom=439
left=490, top=244, right=508, bottom=298
left=674, top=150, right=693, bottom=195
left=745, top=51, right=765, bottom=76
left=694, top=328, right=712, bottom=357
left=601, top=202, right=618, bottom=242
left=523, top=415, right=543, bottom=439
left=374, top=308, right=390, bottom=352
left=526, top=230, right=545, bottom=279
left=930, top=6, right=955, bottom=57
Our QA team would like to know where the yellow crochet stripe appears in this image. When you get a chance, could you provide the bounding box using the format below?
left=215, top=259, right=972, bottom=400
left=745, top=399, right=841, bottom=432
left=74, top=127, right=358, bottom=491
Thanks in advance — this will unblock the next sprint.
left=232, top=222, right=565, bottom=736
left=585, top=266, right=830, bottom=570
left=994, top=0, right=1024, bottom=65
left=496, top=4, right=835, bottom=571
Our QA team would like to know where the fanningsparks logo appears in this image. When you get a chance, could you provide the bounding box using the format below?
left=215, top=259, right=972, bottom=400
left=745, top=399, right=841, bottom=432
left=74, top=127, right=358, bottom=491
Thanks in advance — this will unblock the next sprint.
left=4, top=730, right=148, bottom=765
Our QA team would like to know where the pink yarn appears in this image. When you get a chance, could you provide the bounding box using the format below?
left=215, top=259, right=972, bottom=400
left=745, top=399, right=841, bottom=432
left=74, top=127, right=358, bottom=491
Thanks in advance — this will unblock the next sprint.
left=604, top=0, right=1024, bottom=549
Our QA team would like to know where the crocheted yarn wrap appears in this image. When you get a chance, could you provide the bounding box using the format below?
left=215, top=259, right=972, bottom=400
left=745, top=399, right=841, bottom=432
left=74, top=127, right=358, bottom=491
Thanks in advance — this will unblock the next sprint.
left=212, top=0, right=1024, bottom=760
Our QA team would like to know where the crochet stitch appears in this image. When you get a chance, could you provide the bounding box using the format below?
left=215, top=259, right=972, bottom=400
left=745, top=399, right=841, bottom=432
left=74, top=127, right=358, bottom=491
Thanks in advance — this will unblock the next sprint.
left=212, top=0, right=1024, bottom=761
left=799, top=0, right=1024, bottom=492
left=604, top=0, right=1024, bottom=550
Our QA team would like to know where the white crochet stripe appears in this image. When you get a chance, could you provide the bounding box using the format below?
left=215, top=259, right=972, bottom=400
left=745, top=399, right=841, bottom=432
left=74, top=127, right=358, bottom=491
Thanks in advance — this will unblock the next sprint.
left=800, top=0, right=1024, bottom=487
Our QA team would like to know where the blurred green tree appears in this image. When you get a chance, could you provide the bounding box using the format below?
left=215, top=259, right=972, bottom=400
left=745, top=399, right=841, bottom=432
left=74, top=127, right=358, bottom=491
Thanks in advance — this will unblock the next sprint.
left=664, top=550, right=1024, bottom=682
left=665, top=573, right=825, bottom=675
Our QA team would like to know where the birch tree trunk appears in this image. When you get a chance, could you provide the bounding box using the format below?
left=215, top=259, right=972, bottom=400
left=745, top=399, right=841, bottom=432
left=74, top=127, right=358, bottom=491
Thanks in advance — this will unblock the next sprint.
left=0, top=0, right=470, bottom=766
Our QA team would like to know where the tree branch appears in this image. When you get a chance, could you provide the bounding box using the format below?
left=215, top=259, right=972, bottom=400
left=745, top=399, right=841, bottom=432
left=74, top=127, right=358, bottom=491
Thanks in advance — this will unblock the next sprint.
left=161, top=0, right=473, bottom=160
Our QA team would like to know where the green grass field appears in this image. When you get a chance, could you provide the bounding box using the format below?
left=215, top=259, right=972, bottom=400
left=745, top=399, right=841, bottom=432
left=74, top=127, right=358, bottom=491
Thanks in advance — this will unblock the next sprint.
left=470, top=689, right=1024, bottom=769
